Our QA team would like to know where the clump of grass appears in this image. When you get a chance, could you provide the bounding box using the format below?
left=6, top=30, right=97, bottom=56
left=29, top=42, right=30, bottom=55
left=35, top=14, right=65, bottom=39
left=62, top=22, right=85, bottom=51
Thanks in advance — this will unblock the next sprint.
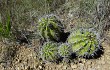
left=0, top=14, right=11, bottom=38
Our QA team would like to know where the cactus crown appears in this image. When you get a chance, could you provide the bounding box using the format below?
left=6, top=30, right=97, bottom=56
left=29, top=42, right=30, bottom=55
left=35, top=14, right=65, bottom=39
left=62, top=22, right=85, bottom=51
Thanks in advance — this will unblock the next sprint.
left=41, top=42, right=59, bottom=61
left=58, top=43, right=72, bottom=58
left=38, top=14, right=64, bottom=42
left=67, top=29, right=100, bottom=57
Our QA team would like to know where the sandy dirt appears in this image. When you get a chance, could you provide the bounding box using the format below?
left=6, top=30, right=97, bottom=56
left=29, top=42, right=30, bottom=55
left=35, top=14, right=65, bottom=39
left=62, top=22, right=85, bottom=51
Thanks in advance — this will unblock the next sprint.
left=0, top=30, right=109, bottom=70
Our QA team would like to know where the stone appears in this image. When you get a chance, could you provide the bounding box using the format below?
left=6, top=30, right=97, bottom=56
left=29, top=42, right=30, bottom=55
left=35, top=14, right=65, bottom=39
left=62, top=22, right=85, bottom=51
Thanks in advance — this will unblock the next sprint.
left=71, top=64, right=77, bottom=69
left=39, top=65, right=42, bottom=69
left=63, top=65, right=67, bottom=69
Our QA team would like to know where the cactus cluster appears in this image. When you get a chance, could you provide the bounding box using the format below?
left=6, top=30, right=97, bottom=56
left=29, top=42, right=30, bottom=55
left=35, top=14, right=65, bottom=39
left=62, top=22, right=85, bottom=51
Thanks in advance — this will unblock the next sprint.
left=38, top=14, right=101, bottom=62
left=38, top=14, right=64, bottom=42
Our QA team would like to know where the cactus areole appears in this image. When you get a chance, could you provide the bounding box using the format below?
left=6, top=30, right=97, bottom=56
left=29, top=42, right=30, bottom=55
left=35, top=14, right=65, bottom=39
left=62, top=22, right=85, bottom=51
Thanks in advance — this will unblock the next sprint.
left=38, top=14, right=64, bottom=42
left=67, top=29, right=100, bottom=57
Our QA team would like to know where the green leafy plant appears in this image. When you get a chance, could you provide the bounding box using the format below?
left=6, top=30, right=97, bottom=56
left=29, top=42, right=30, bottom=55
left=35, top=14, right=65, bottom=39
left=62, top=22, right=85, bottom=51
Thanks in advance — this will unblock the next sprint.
left=0, top=14, right=11, bottom=38
left=38, top=14, right=64, bottom=42
left=67, top=29, right=100, bottom=57
left=58, top=43, right=72, bottom=58
left=41, top=42, right=59, bottom=62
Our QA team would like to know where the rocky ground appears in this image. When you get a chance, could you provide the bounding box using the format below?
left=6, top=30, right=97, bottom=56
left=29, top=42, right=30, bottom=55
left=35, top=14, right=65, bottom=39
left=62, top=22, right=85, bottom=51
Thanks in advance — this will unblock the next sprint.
left=0, top=30, right=109, bottom=70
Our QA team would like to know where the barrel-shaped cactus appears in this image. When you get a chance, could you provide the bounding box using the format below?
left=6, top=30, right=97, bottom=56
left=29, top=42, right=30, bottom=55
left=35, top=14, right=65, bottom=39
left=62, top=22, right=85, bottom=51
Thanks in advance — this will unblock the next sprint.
left=58, top=43, right=72, bottom=58
left=38, top=14, right=64, bottom=42
left=41, top=42, right=59, bottom=62
left=67, top=29, right=100, bottom=57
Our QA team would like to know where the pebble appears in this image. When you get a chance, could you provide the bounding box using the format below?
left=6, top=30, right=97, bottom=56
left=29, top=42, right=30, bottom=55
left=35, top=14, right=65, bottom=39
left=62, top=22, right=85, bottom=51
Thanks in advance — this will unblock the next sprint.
left=39, top=65, right=42, bottom=69
left=57, top=64, right=63, bottom=68
left=96, top=65, right=100, bottom=69
left=106, top=56, right=110, bottom=60
left=86, top=61, right=92, bottom=65
left=100, top=61, right=106, bottom=64
left=71, top=64, right=77, bottom=69
left=63, top=65, right=67, bottom=69
left=78, top=63, right=84, bottom=70
left=81, top=59, right=86, bottom=63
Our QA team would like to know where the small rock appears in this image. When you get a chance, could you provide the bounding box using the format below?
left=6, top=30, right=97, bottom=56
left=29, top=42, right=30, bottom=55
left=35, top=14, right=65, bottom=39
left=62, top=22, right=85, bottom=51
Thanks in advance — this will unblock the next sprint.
left=71, top=64, right=77, bottom=69
left=57, top=64, right=63, bottom=68
left=39, top=65, right=42, bottom=69
left=86, top=61, right=92, bottom=65
left=100, top=61, right=106, bottom=64
left=63, top=65, right=67, bottom=69
left=81, top=59, right=86, bottom=63
left=78, top=63, right=84, bottom=70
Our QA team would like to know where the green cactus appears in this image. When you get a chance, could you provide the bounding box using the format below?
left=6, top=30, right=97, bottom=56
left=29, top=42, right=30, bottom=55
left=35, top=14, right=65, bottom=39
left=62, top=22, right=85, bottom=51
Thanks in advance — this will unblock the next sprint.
left=67, top=29, right=100, bottom=57
left=58, top=43, right=72, bottom=58
left=41, top=42, right=59, bottom=61
left=38, top=14, right=64, bottom=42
